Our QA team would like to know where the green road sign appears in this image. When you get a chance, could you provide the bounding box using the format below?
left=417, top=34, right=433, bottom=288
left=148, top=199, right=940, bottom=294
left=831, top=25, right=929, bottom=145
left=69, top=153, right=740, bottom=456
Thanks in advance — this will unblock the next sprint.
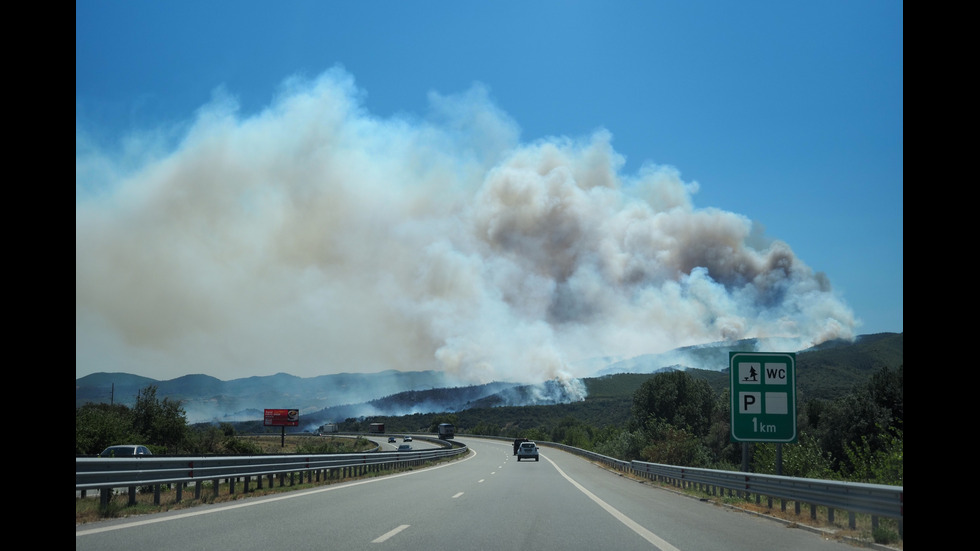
left=730, top=352, right=797, bottom=443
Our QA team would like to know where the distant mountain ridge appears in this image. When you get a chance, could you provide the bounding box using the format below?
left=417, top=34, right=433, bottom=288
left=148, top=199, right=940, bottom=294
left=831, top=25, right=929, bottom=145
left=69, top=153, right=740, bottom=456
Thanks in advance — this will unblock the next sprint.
left=76, top=333, right=903, bottom=426
left=76, top=369, right=455, bottom=425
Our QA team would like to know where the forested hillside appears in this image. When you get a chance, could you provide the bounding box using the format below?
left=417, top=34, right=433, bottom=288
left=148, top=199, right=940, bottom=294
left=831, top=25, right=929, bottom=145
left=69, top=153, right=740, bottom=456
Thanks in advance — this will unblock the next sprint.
left=342, top=332, right=902, bottom=433
left=333, top=333, right=903, bottom=486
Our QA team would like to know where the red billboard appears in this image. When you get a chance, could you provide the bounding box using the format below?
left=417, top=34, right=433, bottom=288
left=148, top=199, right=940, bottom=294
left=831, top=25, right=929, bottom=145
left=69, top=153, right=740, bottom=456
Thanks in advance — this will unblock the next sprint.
left=264, top=408, right=299, bottom=427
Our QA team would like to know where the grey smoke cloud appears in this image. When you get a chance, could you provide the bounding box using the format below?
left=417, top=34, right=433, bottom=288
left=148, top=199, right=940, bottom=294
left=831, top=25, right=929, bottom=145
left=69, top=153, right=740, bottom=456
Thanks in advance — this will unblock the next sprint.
left=75, top=68, right=856, bottom=385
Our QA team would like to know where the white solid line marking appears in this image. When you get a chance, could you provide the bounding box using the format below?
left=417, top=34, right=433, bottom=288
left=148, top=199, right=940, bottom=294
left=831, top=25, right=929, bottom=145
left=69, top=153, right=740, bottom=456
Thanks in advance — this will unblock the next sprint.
left=544, top=456, right=681, bottom=551
left=372, top=524, right=410, bottom=543
left=452, top=492, right=464, bottom=498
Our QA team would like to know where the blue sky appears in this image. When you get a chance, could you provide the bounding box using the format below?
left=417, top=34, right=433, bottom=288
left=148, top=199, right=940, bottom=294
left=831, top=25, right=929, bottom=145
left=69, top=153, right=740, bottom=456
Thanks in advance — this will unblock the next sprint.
left=76, top=2, right=902, bottom=382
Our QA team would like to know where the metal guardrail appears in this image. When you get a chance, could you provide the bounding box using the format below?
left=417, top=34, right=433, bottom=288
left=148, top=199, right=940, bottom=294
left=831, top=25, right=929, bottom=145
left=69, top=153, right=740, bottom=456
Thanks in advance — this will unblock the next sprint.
left=464, top=435, right=903, bottom=538
left=629, top=460, right=903, bottom=537
left=76, top=437, right=466, bottom=504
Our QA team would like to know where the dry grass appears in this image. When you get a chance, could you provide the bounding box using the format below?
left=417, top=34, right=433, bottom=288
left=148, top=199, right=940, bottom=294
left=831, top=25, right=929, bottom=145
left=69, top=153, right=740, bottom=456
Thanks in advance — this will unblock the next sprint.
left=237, top=433, right=373, bottom=453
left=76, top=472, right=368, bottom=524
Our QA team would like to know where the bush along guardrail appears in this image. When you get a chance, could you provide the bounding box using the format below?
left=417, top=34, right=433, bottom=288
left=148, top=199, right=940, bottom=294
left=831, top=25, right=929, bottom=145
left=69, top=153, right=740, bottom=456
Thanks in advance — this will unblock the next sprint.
left=76, top=438, right=466, bottom=508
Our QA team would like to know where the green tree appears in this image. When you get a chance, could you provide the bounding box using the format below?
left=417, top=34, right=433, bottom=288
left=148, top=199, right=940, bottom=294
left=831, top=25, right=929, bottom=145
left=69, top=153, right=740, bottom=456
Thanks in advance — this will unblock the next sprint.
left=814, top=365, right=902, bottom=473
left=592, top=428, right=646, bottom=461
left=842, top=423, right=903, bottom=485
left=639, top=420, right=712, bottom=467
left=470, top=421, right=501, bottom=436
left=704, top=388, right=740, bottom=468
left=75, top=403, right=136, bottom=455
left=866, top=365, right=903, bottom=428
left=631, top=370, right=716, bottom=437
left=131, top=385, right=189, bottom=453
left=551, top=417, right=593, bottom=449
left=186, top=424, right=224, bottom=454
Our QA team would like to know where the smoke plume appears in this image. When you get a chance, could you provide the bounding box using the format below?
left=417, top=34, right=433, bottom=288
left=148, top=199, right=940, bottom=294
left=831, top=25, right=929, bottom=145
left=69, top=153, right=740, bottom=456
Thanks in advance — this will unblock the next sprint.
left=76, top=68, right=856, bottom=388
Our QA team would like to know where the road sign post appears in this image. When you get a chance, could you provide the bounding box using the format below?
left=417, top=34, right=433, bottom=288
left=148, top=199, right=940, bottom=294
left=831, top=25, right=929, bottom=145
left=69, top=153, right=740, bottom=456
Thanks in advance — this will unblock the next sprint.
left=730, top=352, right=797, bottom=444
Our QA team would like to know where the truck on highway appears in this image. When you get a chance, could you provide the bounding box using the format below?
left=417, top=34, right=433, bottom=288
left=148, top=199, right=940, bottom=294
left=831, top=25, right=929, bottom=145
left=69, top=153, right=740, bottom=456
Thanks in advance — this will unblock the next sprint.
left=437, top=423, right=455, bottom=439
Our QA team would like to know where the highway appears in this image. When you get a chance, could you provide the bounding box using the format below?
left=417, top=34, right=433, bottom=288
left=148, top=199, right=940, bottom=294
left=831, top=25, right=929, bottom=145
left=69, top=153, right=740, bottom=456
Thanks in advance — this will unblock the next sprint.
left=76, top=437, right=861, bottom=550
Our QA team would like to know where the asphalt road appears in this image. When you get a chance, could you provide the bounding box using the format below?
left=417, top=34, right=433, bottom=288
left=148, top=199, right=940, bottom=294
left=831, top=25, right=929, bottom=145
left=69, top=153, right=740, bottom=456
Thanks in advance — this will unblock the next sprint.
left=76, top=437, right=864, bottom=551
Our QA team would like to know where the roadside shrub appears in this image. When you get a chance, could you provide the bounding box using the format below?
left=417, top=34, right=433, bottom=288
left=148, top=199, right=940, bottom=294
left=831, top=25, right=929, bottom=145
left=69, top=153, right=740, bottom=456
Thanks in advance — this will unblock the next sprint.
left=639, top=424, right=712, bottom=468
left=222, top=437, right=263, bottom=455
left=873, top=526, right=900, bottom=545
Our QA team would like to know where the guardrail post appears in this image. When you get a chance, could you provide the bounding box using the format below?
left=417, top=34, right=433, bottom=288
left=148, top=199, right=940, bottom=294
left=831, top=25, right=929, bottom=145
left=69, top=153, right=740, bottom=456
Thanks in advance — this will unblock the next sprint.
left=154, top=484, right=161, bottom=505
left=176, top=482, right=183, bottom=503
left=229, top=477, right=236, bottom=494
left=244, top=476, right=251, bottom=493
left=128, top=486, right=137, bottom=506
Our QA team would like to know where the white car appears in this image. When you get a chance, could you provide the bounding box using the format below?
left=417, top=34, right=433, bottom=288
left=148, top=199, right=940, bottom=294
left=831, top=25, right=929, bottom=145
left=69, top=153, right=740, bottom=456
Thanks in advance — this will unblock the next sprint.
left=516, top=441, right=539, bottom=462
left=100, top=445, right=152, bottom=457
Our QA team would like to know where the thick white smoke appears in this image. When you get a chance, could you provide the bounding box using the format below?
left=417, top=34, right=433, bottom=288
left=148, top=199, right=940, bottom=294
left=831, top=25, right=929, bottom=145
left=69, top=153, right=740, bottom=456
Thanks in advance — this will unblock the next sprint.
left=76, top=68, right=856, bottom=386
